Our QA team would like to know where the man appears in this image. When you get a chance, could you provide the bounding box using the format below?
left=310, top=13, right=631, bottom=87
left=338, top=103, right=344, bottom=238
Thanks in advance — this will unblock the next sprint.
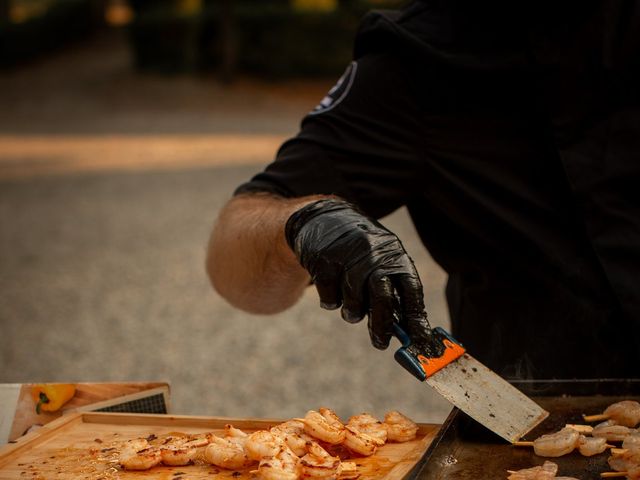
left=207, top=0, right=640, bottom=379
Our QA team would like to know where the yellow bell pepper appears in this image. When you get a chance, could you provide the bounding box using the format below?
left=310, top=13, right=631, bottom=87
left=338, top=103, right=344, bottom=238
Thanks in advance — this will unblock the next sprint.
left=31, top=384, right=76, bottom=414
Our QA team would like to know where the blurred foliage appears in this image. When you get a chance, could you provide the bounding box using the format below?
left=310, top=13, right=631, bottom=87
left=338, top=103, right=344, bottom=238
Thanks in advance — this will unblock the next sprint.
left=291, top=0, right=337, bottom=12
left=0, top=0, right=408, bottom=75
left=7, top=0, right=55, bottom=23
left=0, top=0, right=106, bottom=67
left=130, top=0, right=408, bottom=77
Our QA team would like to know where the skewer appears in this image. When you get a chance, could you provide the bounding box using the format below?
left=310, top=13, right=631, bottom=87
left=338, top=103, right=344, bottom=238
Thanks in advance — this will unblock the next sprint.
left=584, top=414, right=610, bottom=423
left=600, top=472, right=627, bottom=478
left=513, top=440, right=617, bottom=449
left=513, top=424, right=594, bottom=437
left=513, top=441, right=534, bottom=447
left=512, top=424, right=594, bottom=447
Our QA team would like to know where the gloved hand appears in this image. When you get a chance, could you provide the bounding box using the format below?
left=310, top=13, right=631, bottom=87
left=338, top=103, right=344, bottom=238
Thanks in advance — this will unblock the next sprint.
left=285, top=198, right=432, bottom=350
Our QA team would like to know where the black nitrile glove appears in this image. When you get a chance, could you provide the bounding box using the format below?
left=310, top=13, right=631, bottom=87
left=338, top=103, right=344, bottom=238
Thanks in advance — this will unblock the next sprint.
left=285, top=198, right=432, bottom=350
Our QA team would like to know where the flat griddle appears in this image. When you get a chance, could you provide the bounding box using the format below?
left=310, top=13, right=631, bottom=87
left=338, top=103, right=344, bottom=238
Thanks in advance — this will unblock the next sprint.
left=408, top=379, right=640, bottom=479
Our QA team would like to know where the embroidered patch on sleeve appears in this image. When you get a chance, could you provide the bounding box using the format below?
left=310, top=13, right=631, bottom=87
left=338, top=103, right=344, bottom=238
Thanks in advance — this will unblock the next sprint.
left=310, top=61, right=358, bottom=115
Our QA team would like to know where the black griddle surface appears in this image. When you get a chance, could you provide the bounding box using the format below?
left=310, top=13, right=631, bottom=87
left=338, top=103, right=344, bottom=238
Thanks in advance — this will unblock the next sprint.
left=409, top=379, right=640, bottom=480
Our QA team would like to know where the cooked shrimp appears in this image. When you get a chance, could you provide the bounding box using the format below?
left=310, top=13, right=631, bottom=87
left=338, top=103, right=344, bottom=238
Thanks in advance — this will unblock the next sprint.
left=507, top=460, right=558, bottom=480
left=337, top=461, right=359, bottom=479
left=257, top=445, right=301, bottom=480
left=204, top=435, right=253, bottom=469
left=119, top=439, right=162, bottom=470
left=224, top=424, right=249, bottom=443
left=592, top=420, right=632, bottom=442
left=185, top=432, right=215, bottom=447
left=629, top=466, right=640, bottom=480
left=301, top=408, right=346, bottom=445
left=609, top=447, right=640, bottom=472
left=160, top=443, right=198, bottom=466
left=271, top=419, right=305, bottom=436
left=347, top=413, right=387, bottom=446
left=245, top=430, right=283, bottom=461
left=271, top=420, right=313, bottom=457
left=300, top=441, right=341, bottom=479
left=383, top=411, right=418, bottom=443
left=578, top=434, right=608, bottom=457
left=160, top=432, right=214, bottom=465
left=532, top=427, right=580, bottom=457
left=598, top=419, right=619, bottom=427
left=623, top=434, right=640, bottom=450
left=343, top=425, right=378, bottom=457
left=604, top=401, right=640, bottom=428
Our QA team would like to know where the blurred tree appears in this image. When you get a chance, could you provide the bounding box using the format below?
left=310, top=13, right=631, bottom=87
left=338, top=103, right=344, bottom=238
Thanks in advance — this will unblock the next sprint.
left=177, top=0, right=201, bottom=15
left=218, top=0, right=236, bottom=83
left=125, top=0, right=408, bottom=77
left=0, top=0, right=8, bottom=23
left=129, top=0, right=173, bottom=13
left=239, top=0, right=288, bottom=4
left=292, top=0, right=337, bottom=12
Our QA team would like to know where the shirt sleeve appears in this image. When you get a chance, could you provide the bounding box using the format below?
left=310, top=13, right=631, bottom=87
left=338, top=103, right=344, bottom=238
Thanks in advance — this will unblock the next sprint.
left=234, top=51, right=424, bottom=220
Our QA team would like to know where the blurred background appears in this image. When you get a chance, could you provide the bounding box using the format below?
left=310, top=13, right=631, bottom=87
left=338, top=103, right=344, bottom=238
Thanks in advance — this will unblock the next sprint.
left=0, top=0, right=452, bottom=424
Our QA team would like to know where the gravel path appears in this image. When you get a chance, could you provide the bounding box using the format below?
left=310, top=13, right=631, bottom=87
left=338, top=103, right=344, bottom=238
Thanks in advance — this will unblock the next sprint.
left=0, top=31, right=452, bottom=423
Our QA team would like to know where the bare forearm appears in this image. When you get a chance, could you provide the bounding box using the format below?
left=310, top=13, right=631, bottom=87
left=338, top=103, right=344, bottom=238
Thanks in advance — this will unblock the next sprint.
left=206, top=193, right=330, bottom=314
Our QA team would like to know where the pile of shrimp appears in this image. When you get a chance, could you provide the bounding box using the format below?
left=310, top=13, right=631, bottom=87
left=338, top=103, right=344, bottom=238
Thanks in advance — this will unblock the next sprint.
left=580, top=400, right=640, bottom=479
left=607, top=434, right=640, bottom=480
left=510, top=400, right=640, bottom=480
left=507, top=460, right=580, bottom=480
left=526, top=426, right=610, bottom=458
left=512, top=401, right=640, bottom=459
left=117, top=408, right=419, bottom=479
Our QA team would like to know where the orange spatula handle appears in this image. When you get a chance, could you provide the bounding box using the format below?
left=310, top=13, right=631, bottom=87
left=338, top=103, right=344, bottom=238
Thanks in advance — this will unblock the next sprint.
left=392, top=325, right=466, bottom=380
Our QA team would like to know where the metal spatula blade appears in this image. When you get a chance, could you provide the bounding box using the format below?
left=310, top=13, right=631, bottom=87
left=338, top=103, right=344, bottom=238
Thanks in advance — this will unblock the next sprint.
left=392, top=324, right=548, bottom=443
left=426, top=352, right=548, bottom=442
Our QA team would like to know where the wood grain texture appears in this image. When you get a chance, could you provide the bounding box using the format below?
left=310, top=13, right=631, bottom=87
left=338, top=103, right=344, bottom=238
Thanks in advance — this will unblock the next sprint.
left=0, top=412, right=439, bottom=479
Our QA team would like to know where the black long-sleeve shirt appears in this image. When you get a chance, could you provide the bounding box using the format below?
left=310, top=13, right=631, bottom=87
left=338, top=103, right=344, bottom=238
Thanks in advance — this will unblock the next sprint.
left=236, top=0, right=640, bottom=379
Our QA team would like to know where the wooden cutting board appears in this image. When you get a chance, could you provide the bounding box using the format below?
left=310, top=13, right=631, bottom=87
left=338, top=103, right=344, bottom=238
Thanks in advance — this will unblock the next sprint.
left=0, top=412, right=439, bottom=479
left=6, top=382, right=170, bottom=442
